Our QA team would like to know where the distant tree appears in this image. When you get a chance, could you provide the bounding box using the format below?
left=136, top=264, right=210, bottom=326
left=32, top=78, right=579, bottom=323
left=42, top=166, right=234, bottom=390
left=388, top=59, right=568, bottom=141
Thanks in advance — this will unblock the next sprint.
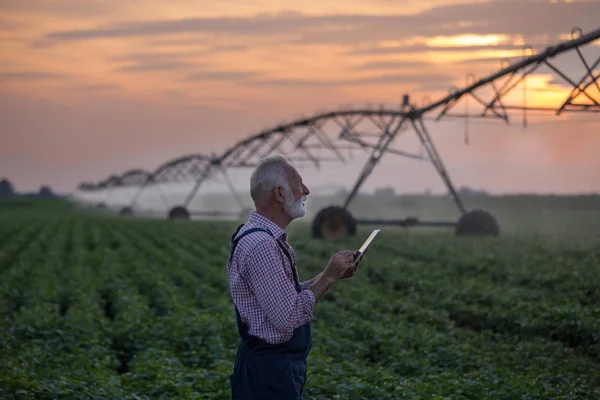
left=38, top=186, right=55, bottom=198
left=0, top=178, right=15, bottom=197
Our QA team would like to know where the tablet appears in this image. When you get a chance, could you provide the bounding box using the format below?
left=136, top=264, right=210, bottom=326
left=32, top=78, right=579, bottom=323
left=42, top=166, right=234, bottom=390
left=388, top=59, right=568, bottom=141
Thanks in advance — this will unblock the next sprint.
left=353, top=229, right=380, bottom=266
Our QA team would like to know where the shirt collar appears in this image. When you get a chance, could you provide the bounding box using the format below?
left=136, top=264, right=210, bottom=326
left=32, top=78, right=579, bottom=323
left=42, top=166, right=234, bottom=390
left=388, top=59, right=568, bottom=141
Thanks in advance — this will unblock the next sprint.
left=248, top=211, right=287, bottom=241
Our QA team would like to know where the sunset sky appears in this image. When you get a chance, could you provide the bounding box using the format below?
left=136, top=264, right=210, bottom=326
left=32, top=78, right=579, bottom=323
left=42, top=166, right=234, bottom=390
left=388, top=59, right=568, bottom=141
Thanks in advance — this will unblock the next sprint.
left=1, top=0, right=599, bottom=197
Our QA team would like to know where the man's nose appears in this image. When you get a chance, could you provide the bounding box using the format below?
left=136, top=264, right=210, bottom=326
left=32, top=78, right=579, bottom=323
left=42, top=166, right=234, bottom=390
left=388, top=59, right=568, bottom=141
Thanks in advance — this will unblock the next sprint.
left=303, top=184, right=310, bottom=195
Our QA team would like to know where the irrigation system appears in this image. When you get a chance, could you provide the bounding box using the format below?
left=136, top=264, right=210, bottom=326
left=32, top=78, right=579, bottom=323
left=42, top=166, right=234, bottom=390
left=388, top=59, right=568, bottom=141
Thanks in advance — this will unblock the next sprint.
left=77, top=26, right=600, bottom=239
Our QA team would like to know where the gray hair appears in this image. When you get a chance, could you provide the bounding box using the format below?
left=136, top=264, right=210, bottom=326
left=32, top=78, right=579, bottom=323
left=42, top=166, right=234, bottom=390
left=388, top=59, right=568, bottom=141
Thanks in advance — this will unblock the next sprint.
left=250, top=154, right=291, bottom=205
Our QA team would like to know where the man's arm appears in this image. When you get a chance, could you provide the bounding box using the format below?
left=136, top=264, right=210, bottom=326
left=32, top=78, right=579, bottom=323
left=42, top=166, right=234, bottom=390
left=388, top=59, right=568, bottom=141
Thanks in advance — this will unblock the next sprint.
left=300, top=273, right=321, bottom=291
left=298, top=271, right=335, bottom=306
left=307, top=272, right=336, bottom=305
left=242, top=239, right=315, bottom=333
left=307, top=250, right=359, bottom=305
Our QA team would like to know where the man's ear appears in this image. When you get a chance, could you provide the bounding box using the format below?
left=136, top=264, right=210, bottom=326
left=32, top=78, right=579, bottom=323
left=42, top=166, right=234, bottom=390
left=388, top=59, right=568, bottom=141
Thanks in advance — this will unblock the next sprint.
left=273, top=185, right=285, bottom=203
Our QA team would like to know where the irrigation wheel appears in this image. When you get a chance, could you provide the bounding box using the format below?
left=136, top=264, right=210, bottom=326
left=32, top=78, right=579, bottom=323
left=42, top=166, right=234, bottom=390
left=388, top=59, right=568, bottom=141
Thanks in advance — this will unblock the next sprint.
left=120, top=207, right=134, bottom=216
left=455, top=209, right=500, bottom=237
left=311, top=206, right=356, bottom=240
left=169, top=206, right=190, bottom=220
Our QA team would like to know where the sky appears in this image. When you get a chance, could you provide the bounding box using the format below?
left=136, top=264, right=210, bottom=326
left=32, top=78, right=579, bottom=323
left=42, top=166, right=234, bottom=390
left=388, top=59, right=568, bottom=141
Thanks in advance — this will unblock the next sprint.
left=1, top=0, right=599, bottom=198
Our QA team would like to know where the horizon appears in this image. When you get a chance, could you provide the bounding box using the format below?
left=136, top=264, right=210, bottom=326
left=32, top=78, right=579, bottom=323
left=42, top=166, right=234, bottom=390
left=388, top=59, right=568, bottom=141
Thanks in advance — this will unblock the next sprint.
left=3, top=176, right=600, bottom=198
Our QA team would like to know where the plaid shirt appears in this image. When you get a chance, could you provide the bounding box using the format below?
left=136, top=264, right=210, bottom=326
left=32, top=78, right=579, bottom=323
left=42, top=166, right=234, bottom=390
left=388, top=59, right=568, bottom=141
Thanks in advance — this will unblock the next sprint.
left=227, top=212, right=316, bottom=344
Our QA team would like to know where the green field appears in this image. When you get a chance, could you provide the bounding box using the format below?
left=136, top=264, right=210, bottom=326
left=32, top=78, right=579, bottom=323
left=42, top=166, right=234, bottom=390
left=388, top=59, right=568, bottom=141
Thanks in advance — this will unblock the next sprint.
left=1, top=198, right=599, bottom=399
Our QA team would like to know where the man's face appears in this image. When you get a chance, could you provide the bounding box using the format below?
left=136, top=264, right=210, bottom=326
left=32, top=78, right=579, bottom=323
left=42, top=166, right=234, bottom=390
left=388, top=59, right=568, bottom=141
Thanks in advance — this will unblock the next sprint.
left=282, top=166, right=310, bottom=219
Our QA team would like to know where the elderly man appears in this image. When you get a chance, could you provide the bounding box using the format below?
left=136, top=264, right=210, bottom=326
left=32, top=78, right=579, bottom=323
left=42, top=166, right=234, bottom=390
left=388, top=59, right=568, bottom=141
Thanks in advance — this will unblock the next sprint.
left=226, top=154, right=362, bottom=399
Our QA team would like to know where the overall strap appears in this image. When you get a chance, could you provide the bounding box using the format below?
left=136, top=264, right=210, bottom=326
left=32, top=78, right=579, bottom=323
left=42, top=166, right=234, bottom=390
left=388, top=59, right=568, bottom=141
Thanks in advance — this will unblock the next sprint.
left=229, top=225, right=300, bottom=288
left=231, top=223, right=245, bottom=242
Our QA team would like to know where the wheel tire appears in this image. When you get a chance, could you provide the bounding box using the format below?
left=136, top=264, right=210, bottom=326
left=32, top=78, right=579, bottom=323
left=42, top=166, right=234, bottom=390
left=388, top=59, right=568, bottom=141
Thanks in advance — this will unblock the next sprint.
left=311, top=206, right=357, bottom=240
left=120, top=207, right=134, bottom=216
left=455, top=209, right=500, bottom=237
left=169, top=206, right=190, bottom=220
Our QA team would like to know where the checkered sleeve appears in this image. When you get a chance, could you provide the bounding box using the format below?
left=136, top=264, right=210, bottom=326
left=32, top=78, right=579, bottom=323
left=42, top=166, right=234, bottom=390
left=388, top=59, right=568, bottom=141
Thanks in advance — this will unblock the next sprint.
left=242, top=239, right=315, bottom=333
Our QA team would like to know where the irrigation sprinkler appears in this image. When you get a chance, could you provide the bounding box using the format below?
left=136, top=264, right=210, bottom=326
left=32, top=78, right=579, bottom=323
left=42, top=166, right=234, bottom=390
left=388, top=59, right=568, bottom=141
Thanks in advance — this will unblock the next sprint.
left=77, top=26, right=600, bottom=239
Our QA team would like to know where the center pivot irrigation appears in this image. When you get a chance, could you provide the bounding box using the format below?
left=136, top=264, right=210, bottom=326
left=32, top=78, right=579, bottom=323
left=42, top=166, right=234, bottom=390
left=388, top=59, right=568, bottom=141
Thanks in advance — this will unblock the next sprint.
left=78, top=26, right=600, bottom=240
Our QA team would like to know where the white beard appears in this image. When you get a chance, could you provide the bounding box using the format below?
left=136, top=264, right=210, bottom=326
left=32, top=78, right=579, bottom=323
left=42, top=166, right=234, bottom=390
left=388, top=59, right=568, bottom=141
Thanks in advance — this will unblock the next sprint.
left=284, top=191, right=307, bottom=219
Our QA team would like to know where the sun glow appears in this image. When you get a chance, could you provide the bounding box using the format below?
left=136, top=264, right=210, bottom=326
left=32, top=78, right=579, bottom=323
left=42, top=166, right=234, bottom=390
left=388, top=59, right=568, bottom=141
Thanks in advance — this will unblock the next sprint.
left=426, top=34, right=510, bottom=47
left=502, top=74, right=574, bottom=108
left=426, top=49, right=525, bottom=64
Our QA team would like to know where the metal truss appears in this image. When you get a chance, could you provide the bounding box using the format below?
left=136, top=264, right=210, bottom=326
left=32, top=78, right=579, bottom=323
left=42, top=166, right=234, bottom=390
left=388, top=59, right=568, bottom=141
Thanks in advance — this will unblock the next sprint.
left=126, top=154, right=217, bottom=209
left=118, top=169, right=152, bottom=187
left=420, top=27, right=600, bottom=125
left=77, top=182, right=96, bottom=191
left=78, top=26, right=600, bottom=234
left=79, top=109, right=429, bottom=214
left=79, top=170, right=151, bottom=205
left=189, top=108, right=441, bottom=215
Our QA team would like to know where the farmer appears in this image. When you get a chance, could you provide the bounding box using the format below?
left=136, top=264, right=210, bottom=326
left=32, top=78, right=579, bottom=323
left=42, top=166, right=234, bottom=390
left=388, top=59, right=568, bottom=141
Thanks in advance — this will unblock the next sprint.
left=226, top=154, right=363, bottom=399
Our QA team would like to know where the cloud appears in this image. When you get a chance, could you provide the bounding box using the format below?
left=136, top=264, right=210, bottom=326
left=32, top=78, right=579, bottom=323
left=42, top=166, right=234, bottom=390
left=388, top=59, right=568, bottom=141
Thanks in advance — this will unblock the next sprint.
left=147, top=39, right=248, bottom=53
left=0, top=72, right=65, bottom=81
left=39, top=0, right=600, bottom=48
left=451, top=56, right=515, bottom=65
left=114, top=61, right=197, bottom=73
left=106, top=51, right=203, bottom=63
left=185, top=71, right=260, bottom=81
left=27, top=39, right=58, bottom=49
left=106, top=49, right=208, bottom=73
left=0, top=19, right=27, bottom=31
left=243, top=72, right=456, bottom=87
left=74, top=84, right=120, bottom=91
left=0, top=0, right=115, bottom=16
left=353, top=60, right=433, bottom=70
left=105, top=50, right=259, bottom=80
left=210, top=44, right=249, bottom=53
left=42, top=15, right=304, bottom=41
left=348, top=43, right=527, bottom=56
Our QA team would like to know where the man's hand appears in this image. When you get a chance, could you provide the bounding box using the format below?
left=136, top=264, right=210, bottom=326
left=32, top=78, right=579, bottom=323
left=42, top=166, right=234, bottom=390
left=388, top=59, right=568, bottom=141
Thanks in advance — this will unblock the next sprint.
left=308, top=249, right=365, bottom=306
left=324, top=250, right=357, bottom=283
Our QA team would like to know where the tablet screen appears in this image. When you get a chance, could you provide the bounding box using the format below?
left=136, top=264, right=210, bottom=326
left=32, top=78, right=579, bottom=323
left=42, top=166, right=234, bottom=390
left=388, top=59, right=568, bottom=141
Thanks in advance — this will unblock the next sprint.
left=354, top=229, right=380, bottom=266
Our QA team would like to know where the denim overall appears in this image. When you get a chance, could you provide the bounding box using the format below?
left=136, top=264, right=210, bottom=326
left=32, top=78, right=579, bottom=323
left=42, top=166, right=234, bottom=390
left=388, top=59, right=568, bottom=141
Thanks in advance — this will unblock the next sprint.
left=228, top=224, right=312, bottom=400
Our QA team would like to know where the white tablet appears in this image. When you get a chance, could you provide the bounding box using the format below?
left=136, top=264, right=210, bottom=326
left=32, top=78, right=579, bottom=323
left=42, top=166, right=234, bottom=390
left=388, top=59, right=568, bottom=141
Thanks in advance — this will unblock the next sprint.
left=353, top=229, right=380, bottom=266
